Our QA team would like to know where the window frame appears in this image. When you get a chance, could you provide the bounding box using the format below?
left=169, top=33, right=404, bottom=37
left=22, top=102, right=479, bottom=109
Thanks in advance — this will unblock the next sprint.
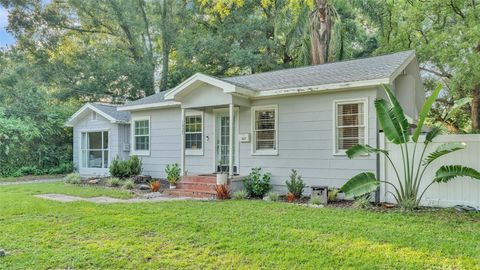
left=185, top=111, right=204, bottom=156
left=251, top=105, right=279, bottom=156
left=80, top=130, right=109, bottom=169
left=131, top=116, right=151, bottom=156
left=333, top=98, right=369, bottom=155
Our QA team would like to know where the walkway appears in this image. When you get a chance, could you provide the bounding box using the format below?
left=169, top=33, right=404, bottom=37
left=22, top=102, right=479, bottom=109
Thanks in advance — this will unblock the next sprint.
left=34, top=192, right=207, bottom=204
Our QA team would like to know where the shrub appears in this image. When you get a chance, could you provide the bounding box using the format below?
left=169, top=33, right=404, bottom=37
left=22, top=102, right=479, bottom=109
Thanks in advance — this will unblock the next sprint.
left=243, top=168, right=271, bottom=198
left=398, top=197, right=417, bottom=211
left=232, top=190, right=248, bottom=200
left=127, top=156, right=142, bottom=176
left=352, top=194, right=371, bottom=209
left=106, top=177, right=122, bottom=187
left=149, top=180, right=161, bottom=192
left=215, top=184, right=231, bottom=200
left=13, top=166, right=45, bottom=177
left=265, top=191, right=279, bottom=202
left=122, top=179, right=135, bottom=190
left=328, top=188, right=339, bottom=202
left=109, top=156, right=142, bottom=178
left=48, top=162, right=74, bottom=175
left=165, top=163, right=181, bottom=185
left=64, top=173, right=82, bottom=184
left=310, top=196, right=322, bottom=206
left=285, top=169, right=305, bottom=199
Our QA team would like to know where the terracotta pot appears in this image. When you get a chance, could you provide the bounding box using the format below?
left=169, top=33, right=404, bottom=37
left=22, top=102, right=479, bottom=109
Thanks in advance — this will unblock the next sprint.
left=149, top=181, right=160, bottom=192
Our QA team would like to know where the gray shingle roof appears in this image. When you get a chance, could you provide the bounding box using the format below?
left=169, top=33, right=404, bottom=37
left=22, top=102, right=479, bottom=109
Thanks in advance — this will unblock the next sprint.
left=221, top=50, right=415, bottom=91
left=91, top=103, right=130, bottom=122
left=123, top=91, right=168, bottom=107
left=122, top=50, right=415, bottom=108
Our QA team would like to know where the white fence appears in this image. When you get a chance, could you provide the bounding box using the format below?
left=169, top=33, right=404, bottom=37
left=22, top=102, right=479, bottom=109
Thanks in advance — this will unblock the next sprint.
left=379, top=133, right=480, bottom=208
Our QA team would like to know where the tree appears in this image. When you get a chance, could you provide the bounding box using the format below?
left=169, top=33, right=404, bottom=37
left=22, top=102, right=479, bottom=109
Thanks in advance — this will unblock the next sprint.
left=372, top=0, right=480, bottom=132
left=340, top=84, right=480, bottom=209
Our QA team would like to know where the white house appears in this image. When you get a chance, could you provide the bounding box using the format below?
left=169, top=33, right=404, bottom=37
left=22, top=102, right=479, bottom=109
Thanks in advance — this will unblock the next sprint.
left=66, top=50, right=424, bottom=196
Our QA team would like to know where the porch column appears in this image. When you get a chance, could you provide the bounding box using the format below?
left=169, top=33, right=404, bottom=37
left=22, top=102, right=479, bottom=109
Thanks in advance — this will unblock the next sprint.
left=228, top=103, right=234, bottom=177
left=180, top=107, right=186, bottom=176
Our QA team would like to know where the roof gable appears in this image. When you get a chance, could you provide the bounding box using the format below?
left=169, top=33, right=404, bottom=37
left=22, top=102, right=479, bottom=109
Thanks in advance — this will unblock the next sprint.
left=65, top=103, right=130, bottom=127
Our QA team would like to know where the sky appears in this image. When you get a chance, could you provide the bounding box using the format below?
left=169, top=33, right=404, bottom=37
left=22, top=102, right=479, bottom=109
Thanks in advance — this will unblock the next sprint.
left=0, top=6, right=15, bottom=48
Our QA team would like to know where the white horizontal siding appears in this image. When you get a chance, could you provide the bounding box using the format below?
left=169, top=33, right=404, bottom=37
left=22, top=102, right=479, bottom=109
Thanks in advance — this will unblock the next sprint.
left=238, top=88, right=378, bottom=192
left=130, top=108, right=181, bottom=178
left=128, top=88, right=379, bottom=190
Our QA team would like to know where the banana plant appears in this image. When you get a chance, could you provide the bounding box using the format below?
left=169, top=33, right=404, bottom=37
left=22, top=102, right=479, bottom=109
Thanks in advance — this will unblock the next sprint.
left=340, top=84, right=480, bottom=208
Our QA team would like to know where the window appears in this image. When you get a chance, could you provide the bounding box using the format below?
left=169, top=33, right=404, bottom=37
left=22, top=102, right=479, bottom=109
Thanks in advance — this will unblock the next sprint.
left=185, top=113, right=203, bottom=155
left=252, top=105, right=278, bottom=155
left=334, top=99, right=368, bottom=154
left=91, top=111, right=97, bottom=120
left=81, top=131, right=108, bottom=168
left=132, top=117, right=150, bottom=155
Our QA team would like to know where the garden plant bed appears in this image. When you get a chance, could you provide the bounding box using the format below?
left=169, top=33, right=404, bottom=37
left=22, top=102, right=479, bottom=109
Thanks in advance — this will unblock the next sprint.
left=0, top=174, right=65, bottom=183
left=79, top=176, right=170, bottom=194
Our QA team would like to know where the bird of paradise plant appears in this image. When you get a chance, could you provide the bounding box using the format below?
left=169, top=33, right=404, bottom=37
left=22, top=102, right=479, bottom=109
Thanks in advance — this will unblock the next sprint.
left=340, top=84, right=480, bottom=209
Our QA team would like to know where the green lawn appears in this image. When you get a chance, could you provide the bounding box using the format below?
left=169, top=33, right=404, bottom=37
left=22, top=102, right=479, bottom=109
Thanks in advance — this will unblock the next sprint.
left=0, top=182, right=479, bottom=269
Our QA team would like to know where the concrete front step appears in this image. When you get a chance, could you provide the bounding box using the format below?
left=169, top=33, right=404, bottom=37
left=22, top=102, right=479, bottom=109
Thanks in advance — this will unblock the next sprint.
left=176, top=181, right=216, bottom=192
left=181, top=175, right=216, bottom=184
left=165, top=188, right=216, bottom=199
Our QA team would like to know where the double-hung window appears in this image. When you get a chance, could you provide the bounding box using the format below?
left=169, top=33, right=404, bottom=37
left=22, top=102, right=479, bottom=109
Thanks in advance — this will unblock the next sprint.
left=81, top=131, right=109, bottom=168
left=132, top=116, right=150, bottom=155
left=252, top=105, right=278, bottom=155
left=185, top=112, right=203, bottom=155
left=334, top=99, right=368, bottom=154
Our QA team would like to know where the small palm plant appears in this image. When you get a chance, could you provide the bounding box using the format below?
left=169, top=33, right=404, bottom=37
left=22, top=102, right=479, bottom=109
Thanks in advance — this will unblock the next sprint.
left=340, top=84, right=480, bottom=208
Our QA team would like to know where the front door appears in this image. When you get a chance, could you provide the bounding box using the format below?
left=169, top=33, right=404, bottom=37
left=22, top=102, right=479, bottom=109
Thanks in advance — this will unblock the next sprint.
left=215, top=110, right=237, bottom=173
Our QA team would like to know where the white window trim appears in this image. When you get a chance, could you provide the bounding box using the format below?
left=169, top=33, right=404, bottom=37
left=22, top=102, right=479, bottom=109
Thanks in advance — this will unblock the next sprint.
left=131, top=116, right=151, bottom=156
left=185, top=111, right=204, bottom=156
left=80, top=130, right=110, bottom=169
left=251, top=104, right=279, bottom=156
left=333, top=98, right=369, bottom=156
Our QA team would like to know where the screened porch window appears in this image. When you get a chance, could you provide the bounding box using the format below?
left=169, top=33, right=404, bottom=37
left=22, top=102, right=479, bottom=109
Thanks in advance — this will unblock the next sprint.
left=185, top=114, right=203, bottom=155
left=335, top=99, right=367, bottom=153
left=81, top=131, right=109, bottom=168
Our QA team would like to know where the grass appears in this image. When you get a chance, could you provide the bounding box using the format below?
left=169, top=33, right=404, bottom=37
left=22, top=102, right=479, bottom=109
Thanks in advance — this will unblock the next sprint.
left=0, top=183, right=479, bottom=269
left=0, top=174, right=65, bottom=182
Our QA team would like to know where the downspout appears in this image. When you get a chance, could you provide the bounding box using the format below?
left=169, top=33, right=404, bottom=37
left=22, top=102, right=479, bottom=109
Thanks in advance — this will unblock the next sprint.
left=375, top=125, right=381, bottom=204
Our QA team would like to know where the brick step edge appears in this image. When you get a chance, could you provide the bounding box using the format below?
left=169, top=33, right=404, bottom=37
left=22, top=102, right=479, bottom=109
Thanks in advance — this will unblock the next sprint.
left=181, top=176, right=217, bottom=184
left=166, top=189, right=216, bottom=199
left=176, top=182, right=217, bottom=192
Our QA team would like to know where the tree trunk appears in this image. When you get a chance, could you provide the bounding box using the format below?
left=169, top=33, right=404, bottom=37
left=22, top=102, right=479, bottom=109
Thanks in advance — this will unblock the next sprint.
left=309, top=0, right=331, bottom=64
left=472, top=84, right=480, bottom=131
left=159, top=42, right=169, bottom=92
left=159, top=0, right=169, bottom=92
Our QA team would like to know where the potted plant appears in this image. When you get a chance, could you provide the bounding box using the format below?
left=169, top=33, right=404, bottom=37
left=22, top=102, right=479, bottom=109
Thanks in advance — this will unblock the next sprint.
left=216, top=162, right=228, bottom=185
left=165, top=163, right=180, bottom=189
